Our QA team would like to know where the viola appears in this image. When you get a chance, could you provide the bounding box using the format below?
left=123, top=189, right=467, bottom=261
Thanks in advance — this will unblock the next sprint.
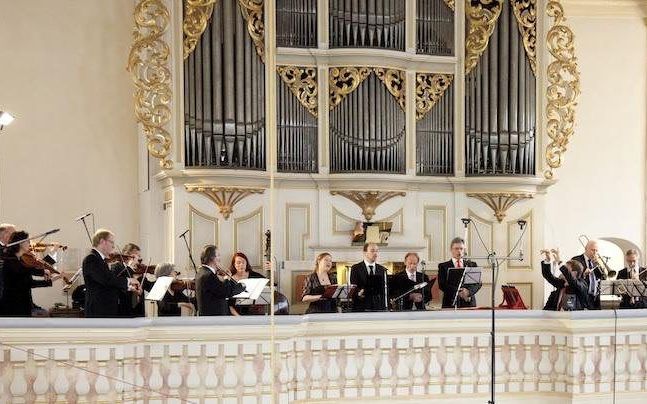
left=20, top=252, right=71, bottom=285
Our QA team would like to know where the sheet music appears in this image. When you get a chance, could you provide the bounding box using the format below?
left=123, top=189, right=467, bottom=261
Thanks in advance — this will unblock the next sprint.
left=146, top=276, right=174, bottom=301
left=232, top=278, right=269, bottom=299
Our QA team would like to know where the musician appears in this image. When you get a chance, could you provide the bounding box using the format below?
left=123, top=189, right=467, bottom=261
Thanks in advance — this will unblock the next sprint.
left=154, top=263, right=192, bottom=316
left=228, top=252, right=265, bottom=316
left=0, top=223, right=15, bottom=300
left=110, top=243, right=144, bottom=317
left=391, top=252, right=431, bottom=311
left=572, top=240, right=604, bottom=310
left=350, top=242, right=387, bottom=312
left=0, top=231, right=52, bottom=316
left=82, top=229, right=140, bottom=318
left=617, top=249, right=647, bottom=309
left=438, top=237, right=481, bottom=308
left=195, top=245, right=245, bottom=316
left=542, top=249, right=588, bottom=311
left=302, top=252, right=337, bottom=314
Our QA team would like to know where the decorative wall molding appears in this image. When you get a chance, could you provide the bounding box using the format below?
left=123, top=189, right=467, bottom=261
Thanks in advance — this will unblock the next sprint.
left=465, top=0, right=504, bottom=74
left=328, top=67, right=372, bottom=110
left=233, top=207, right=263, bottom=266
left=277, top=65, right=318, bottom=117
left=377, top=208, right=404, bottom=234
left=467, top=192, right=534, bottom=223
left=330, top=190, right=406, bottom=221
left=374, top=68, right=407, bottom=112
left=507, top=210, right=533, bottom=269
left=332, top=206, right=359, bottom=235
left=544, top=0, right=581, bottom=179
left=415, top=73, right=453, bottom=120
left=185, top=185, right=265, bottom=219
left=511, top=0, right=537, bottom=74
left=182, top=0, right=217, bottom=58
left=563, top=0, right=647, bottom=17
left=423, top=205, right=447, bottom=264
left=468, top=209, right=494, bottom=259
left=128, top=0, right=173, bottom=169
left=285, top=204, right=310, bottom=261
left=188, top=204, right=219, bottom=259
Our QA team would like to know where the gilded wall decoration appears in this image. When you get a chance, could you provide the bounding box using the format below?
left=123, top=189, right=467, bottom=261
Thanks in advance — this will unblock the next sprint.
left=374, top=68, right=407, bottom=112
left=443, top=0, right=455, bottom=11
left=328, top=67, right=371, bottom=110
left=330, top=190, right=406, bottom=222
left=415, top=73, right=454, bottom=120
left=544, top=0, right=581, bottom=179
left=238, top=0, right=265, bottom=63
left=183, top=0, right=217, bottom=58
left=185, top=185, right=265, bottom=219
left=276, top=66, right=318, bottom=117
left=465, top=0, right=504, bottom=74
left=128, top=0, right=173, bottom=169
left=467, top=192, right=534, bottom=223
left=511, top=0, right=537, bottom=74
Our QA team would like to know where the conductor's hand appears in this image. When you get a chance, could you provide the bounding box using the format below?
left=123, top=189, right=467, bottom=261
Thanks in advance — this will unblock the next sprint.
left=458, top=288, right=471, bottom=301
left=409, top=292, right=423, bottom=303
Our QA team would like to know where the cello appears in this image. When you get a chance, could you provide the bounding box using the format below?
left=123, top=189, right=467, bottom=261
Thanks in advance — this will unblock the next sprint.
left=247, top=230, right=289, bottom=315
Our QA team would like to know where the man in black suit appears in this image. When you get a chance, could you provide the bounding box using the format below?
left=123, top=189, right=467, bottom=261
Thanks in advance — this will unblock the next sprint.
left=391, top=252, right=432, bottom=311
left=438, top=237, right=481, bottom=308
left=350, top=242, right=388, bottom=311
left=617, top=249, right=647, bottom=309
left=195, top=245, right=245, bottom=316
left=571, top=239, right=605, bottom=310
left=82, top=229, right=140, bottom=318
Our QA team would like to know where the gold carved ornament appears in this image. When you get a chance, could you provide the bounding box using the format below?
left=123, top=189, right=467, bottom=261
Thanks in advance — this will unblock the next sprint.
left=467, top=192, right=534, bottom=223
left=238, top=0, right=265, bottom=63
left=544, top=0, right=580, bottom=180
left=374, top=68, right=406, bottom=112
left=330, top=191, right=406, bottom=222
left=183, top=0, right=217, bottom=59
left=276, top=66, right=318, bottom=117
left=328, top=67, right=371, bottom=110
left=185, top=185, right=265, bottom=220
left=128, top=0, right=173, bottom=169
left=444, top=0, right=455, bottom=11
left=465, top=0, right=504, bottom=75
left=511, top=0, right=537, bottom=75
left=415, top=73, right=454, bottom=121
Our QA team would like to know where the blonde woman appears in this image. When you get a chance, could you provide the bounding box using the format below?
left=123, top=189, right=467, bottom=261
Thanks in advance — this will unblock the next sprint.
left=301, top=252, right=337, bottom=314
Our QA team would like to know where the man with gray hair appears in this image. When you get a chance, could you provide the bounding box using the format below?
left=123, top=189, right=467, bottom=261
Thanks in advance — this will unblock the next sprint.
left=571, top=240, right=605, bottom=310
left=438, top=237, right=481, bottom=308
left=617, top=249, right=647, bottom=309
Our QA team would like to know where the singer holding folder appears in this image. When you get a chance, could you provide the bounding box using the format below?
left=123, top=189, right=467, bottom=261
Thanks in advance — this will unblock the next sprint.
left=392, top=252, right=430, bottom=311
left=302, top=252, right=337, bottom=314
left=438, top=237, right=481, bottom=308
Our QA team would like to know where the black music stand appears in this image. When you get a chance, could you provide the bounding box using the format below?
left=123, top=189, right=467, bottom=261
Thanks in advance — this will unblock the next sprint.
left=448, top=266, right=482, bottom=308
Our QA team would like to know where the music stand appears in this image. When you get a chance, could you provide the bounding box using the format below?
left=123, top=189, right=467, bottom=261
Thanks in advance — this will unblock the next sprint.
left=232, top=278, right=269, bottom=300
left=145, top=276, right=175, bottom=317
left=448, top=266, right=482, bottom=308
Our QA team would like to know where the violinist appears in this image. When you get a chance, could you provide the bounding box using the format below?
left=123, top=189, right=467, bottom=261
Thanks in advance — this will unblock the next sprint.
left=195, top=245, right=245, bottom=316
left=0, top=223, right=16, bottom=300
left=228, top=252, right=265, bottom=316
left=0, top=231, right=53, bottom=316
left=82, top=229, right=140, bottom=318
left=154, top=263, right=193, bottom=316
left=109, top=243, right=148, bottom=317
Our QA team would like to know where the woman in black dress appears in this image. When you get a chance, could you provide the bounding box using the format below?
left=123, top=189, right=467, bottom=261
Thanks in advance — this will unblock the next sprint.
left=229, top=252, right=265, bottom=315
left=301, top=252, right=337, bottom=314
left=0, top=231, right=52, bottom=316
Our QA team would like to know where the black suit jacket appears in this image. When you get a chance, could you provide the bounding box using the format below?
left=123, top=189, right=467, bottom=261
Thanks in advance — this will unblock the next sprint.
left=391, top=271, right=432, bottom=310
left=0, top=256, right=51, bottom=316
left=571, top=254, right=602, bottom=309
left=110, top=262, right=140, bottom=317
left=350, top=261, right=387, bottom=311
left=195, top=266, right=245, bottom=316
left=83, top=249, right=128, bottom=318
left=437, top=259, right=481, bottom=308
left=616, top=267, right=647, bottom=309
left=541, top=261, right=588, bottom=310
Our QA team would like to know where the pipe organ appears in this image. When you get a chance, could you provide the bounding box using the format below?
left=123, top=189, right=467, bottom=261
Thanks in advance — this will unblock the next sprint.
left=416, top=0, right=455, bottom=56
left=276, top=0, right=318, bottom=48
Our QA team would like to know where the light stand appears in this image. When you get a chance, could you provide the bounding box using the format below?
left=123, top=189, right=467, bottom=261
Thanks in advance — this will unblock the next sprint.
left=461, top=217, right=527, bottom=404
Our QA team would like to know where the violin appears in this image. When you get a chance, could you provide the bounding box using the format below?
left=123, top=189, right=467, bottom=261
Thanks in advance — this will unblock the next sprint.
left=30, top=242, right=68, bottom=252
left=104, top=253, right=136, bottom=264
left=20, top=251, right=71, bottom=285
left=133, top=263, right=156, bottom=275
left=170, top=278, right=196, bottom=293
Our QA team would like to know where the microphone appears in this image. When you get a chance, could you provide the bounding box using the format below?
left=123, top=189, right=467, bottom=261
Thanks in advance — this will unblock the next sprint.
left=44, top=228, right=60, bottom=236
left=461, top=218, right=471, bottom=228
left=178, top=229, right=190, bottom=238
left=74, top=212, right=92, bottom=221
left=517, top=219, right=527, bottom=230
left=413, top=282, right=428, bottom=290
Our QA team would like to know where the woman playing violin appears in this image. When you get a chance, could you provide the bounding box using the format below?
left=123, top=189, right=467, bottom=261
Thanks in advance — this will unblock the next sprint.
left=153, top=263, right=194, bottom=316
left=0, top=231, right=54, bottom=316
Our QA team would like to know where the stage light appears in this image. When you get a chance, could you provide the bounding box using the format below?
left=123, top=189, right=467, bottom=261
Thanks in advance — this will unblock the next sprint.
left=0, top=111, right=15, bottom=130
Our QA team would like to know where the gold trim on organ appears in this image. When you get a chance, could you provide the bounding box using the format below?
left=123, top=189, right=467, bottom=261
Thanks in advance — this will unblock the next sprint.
left=443, top=0, right=455, bottom=11
left=374, top=68, right=407, bottom=112
left=511, top=0, right=537, bottom=75
left=128, top=0, right=173, bottom=169
left=277, top=66, right=318, bottom=117
left=185, top=185, right=265, bottom=220
left=238, top=0, right=265, bottom=63
left=328, top=67, right=371, bottom=110
left=415, top=73, right=453, bottom=121
left=544, top=0, right=581, bottom=179
left=330, top=190, right=406, bottom=222
left=466, top=192, right=534, bottom=223
left=182, top=0, right=217, bottom=59
left=465, top=0, right=504, bottom=75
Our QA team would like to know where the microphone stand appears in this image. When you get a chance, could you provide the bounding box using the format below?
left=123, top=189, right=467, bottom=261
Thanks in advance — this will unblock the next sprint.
left=178, top=230, right=198, bottom=274
left=77, top=215, right=93, bottom=245
left=461, top=218, right=526, bottom=404
left=391, top=283, right=427, bottom=310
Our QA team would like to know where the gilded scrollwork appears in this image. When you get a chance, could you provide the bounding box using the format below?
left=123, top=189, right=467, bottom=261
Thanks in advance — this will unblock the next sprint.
left=277, top=66, right=318, bottom=117
left=185, top=185, right=265, bottom=220
left=511, top=0, right=537, bottom=75
left=373, top=68, right=406, bottom=112
left=443, top=0, right=455, bottom=11
left=238, top=0, right=265, bottom=63
left=128, top=0, right=173, bottom=169
left=467, top=192, right=534, bottom=223
left=330, top=190, right=406, bottom=222
left=415, top=73, right=454, bottom=121
left=183, top=0, right=217, bottom=59
left=465, top=0, right=504, bottom=75
left=544, top=0, right=580, bottom=179
left=329, top=67, right=371, bottom=110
